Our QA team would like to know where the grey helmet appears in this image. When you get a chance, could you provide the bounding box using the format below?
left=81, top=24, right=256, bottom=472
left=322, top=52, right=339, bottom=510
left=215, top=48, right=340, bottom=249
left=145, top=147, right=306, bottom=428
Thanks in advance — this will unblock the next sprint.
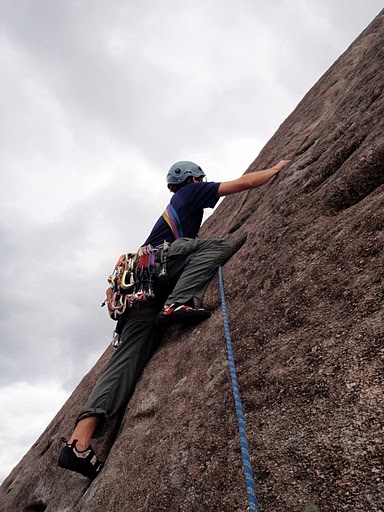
left=166, top=161, right=205, bottom=187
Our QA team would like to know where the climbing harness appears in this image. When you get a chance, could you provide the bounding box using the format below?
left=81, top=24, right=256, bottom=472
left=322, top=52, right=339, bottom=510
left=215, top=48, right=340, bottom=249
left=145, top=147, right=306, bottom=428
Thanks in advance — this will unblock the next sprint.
left=218, top=265, right=259, bottom=512
left=103, top=202, right=181, bottom=348
left=162, top=203, right=183, bottom=239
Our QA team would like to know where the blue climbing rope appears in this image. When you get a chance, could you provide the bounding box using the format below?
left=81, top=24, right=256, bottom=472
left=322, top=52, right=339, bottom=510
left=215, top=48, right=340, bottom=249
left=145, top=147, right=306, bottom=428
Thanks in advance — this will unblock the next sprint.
left=218, top=265, right=259, bottom=512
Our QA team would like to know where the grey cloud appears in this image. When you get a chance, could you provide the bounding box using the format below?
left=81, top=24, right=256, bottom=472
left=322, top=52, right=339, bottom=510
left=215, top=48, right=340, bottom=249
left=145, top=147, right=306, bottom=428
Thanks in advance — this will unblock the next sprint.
left=0, top=167, right=170, bottom=389
left=1, top=0, right=382, bottom=387
left=2, top=0, right=326, bottom=158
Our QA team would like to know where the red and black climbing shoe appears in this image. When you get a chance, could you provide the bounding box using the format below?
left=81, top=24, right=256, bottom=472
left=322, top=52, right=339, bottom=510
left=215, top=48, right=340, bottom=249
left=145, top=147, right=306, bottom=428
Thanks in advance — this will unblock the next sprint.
left=58, top=438, right=103, bottom=480
left=158, top=303, right=211, bottom=326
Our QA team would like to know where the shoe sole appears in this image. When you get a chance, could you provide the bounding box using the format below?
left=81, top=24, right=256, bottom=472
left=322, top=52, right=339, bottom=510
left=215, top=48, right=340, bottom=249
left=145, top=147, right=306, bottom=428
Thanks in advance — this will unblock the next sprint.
left=157, top=308, right=211, bottom=327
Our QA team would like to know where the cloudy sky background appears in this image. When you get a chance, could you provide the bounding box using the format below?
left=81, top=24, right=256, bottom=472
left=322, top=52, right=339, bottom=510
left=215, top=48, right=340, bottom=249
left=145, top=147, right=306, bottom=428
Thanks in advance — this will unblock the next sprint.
left=1, top=0, right=382, bottom=482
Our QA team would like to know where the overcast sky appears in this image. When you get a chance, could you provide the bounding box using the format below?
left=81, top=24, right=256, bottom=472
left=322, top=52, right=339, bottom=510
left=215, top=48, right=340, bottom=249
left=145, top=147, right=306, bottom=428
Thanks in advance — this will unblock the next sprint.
left=0, top=0, right=382, bottom=482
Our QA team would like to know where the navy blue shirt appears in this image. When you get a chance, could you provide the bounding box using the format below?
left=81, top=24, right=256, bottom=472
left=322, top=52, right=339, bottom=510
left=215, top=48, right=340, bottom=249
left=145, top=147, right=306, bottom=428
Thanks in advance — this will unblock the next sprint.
left=143, top=181, right=221, bottom=246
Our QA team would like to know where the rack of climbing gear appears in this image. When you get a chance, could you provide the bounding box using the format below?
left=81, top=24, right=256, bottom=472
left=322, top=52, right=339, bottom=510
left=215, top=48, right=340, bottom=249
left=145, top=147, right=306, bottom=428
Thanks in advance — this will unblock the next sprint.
left=101, top=242, right=170, bottom=348
left=102, top=244, right=168, bottom=319
left=218, top=265, right=259, bottom=512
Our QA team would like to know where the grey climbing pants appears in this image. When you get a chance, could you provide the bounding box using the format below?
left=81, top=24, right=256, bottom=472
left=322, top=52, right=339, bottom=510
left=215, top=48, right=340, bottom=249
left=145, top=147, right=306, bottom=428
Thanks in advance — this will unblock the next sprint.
left=76, top=237, right=233, bottom=437
left=165, top=237, right=234, bottom=308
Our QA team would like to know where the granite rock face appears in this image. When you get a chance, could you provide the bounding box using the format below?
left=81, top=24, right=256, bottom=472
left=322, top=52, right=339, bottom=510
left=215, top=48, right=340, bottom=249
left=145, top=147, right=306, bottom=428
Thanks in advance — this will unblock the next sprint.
left=1, top=11, right=383, bottom=512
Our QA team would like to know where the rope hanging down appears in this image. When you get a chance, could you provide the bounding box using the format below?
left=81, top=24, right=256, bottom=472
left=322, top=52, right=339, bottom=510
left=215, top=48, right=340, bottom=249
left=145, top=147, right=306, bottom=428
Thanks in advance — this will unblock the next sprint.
left=218, top=266, right=259, bottom=512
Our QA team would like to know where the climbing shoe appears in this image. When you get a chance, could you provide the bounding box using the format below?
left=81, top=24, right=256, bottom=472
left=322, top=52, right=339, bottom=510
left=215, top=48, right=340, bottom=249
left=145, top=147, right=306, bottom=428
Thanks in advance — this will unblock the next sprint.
left=158, top=303, right=211, bottom=326
left=58, top=438, right=103, bottom=480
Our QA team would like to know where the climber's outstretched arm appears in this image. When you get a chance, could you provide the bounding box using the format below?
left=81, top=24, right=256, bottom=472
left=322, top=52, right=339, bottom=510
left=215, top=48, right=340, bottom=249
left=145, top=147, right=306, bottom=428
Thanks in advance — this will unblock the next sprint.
left=217, top=160, right=290, bottom=197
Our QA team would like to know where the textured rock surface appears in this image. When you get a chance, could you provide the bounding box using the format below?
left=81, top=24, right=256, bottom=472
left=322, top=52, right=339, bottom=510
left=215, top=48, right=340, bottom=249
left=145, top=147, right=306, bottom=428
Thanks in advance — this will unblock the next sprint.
left=1, top=11, right=383, bottom=512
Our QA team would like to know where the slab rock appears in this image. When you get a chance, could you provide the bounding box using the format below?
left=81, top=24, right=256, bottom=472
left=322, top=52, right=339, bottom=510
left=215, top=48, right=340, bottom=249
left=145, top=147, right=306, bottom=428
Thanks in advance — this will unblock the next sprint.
left=1, top=10, right=384, bottom=512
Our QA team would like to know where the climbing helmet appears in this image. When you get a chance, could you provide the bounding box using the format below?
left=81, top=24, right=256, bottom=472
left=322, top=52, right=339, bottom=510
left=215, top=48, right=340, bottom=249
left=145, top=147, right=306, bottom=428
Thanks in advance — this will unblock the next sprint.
left=166, top=161, right=206, bottom=187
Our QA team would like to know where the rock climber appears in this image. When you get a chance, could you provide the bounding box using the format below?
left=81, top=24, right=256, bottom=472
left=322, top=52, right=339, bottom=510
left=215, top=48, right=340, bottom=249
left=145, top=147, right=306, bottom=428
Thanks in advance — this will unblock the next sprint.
left=58, top=158, right=289, bottom=479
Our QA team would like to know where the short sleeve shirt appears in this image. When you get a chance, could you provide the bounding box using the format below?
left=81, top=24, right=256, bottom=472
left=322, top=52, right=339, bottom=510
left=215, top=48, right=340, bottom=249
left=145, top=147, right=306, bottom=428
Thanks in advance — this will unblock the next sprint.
left=143, top=181, right=221, bottom=246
